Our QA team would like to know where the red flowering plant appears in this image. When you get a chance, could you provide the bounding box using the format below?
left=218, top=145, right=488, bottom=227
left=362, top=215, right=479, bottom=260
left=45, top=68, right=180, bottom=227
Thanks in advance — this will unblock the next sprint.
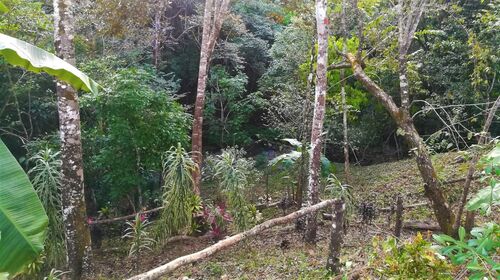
left=203, top=203, right=232, bottom=240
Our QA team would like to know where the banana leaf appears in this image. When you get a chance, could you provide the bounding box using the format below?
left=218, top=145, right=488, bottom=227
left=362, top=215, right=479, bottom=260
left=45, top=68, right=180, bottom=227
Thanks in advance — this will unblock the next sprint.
left=0, top=139, right=48, bottom=276
left=0, top=33, right=98, bottom=94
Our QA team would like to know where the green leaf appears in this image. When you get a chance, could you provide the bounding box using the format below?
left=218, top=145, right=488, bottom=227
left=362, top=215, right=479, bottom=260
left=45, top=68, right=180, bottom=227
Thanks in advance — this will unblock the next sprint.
left=0, top=139, right=48, bottom=276
left=282, top=138, right=302, bottom=147
left=458, top=227, right=465, bottom=242
left=0, top=273, right=8, bottom=280
left=0, top=33, right=98, bottom=94
left=0, top=2, right=8, bottom=13
left=466, top=182, right=499, bottom=212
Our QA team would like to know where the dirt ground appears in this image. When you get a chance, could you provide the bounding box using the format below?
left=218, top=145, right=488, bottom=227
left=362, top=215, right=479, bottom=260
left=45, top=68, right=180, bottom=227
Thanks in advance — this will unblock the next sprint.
left=89, top=151, right=495, bottom=279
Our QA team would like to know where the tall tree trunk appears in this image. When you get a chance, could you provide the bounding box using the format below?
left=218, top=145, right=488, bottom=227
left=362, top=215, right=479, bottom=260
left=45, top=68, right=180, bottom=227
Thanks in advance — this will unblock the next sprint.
left=346, top=53, right=455, bottom=234
left=53, top=0, right=92, bottom=278
left=340, top=0, right=351, bottom=183
left=296, top=32, right=317, bottom=208
left=191, top=0, right=230, bottom=195
left=304, top=0, right=329, bottom=243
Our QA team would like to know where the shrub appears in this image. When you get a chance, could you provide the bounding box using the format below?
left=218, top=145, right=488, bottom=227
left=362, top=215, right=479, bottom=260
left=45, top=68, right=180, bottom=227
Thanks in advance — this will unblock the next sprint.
left=207, top=147, right=260, bottom=231
left=203, top=203, right=233, bottom=239
left=433, top=223, right=499, bottom=280
left=369, top=233, right=453, bottom=279
left=156, top=144, right=197, bottom=241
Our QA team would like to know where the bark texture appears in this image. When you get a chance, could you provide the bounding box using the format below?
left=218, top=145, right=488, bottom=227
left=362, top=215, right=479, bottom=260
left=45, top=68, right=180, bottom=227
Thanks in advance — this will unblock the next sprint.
left=305, top=0, right=329, bottom=243
left=326, top=201, right=344, bottom=273
left=346, top=53, right=455, bottom=234
left=127, top=199, right=339, bottom=280
left=394, top=196, right=403, bottom=237
left=191, top=0, right=230, bottom=194
left=53, top=0, right=92, bottom=278
left=152, top=0, right=167, bottom=68
left=340, top=0, right=351, bottom=183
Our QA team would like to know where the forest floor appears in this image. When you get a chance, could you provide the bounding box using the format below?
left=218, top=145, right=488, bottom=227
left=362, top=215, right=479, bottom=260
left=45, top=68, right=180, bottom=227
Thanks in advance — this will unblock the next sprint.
left=90, top=151, right=490, bottom=280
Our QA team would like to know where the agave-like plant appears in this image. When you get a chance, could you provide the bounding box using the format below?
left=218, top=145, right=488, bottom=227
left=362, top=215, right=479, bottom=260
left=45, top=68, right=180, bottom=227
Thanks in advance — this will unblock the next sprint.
left=123, top=214, right=155, bottom=264
left=157, top=143, right=197, bottom=241
left=28, top=148, right=65, bottom=268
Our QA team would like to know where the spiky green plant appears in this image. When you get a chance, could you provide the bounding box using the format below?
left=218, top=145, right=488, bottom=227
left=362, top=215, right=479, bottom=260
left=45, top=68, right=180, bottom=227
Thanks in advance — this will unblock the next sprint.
left=43, top=269, right=68, bottom=280
left=157, top=143, right=197, bottom=242
left=27, top=148, right=65, bottom=268
left=123, top=214, right=155, bottom=268
left=211, top=147, right=258, bottom=231
left=325, top=174, right=354, bottom=217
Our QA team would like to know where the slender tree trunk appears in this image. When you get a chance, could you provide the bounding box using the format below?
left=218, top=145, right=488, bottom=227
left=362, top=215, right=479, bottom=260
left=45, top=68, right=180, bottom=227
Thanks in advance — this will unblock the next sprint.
left=304, top=0, right=329, bottom=243
left=340, top=0, right=351, bottom=183
left=346, top=53, right=455, bottom=234
left=191, top=0, right=230, bottom=195
left=152, top=0, right=165, bottom=69
left=296, top=33, right=317, bottom=208
left=53, top=0, right=92, bottom=278
left=453, top=95, right=500, bottom=232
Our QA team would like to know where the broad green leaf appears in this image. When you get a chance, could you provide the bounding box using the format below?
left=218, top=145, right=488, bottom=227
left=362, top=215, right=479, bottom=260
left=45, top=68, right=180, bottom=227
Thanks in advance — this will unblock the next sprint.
left=0, top=273, right=8, bottom=280
left=466, top=183, right=500, bottom=212
left=268, top=151, right=301, bottom=166
left=0, top=139, right=48, bottom=276
left=282, top=138, right=302, bottom=147
left=0, top=33, right=98, bottom=94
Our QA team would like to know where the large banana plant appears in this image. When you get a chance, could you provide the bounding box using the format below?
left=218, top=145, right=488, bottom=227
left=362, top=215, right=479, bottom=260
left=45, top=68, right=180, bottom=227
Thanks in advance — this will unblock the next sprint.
left=0, top=139, right=48, bottom=277
left=0, top=30, right=98, bottom=276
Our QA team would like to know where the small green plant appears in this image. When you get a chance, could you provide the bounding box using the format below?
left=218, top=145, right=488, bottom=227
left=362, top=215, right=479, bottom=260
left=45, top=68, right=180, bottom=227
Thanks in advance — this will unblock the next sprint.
left=325, top=174, right=354, bottom=216
left=369, top=233, right=452, bottom=279
left=123, top=214, right=155, bottom=267
left=467, top=143, right=500, bottom=215
left=157, top=143, right=197, bottom=241
left=43, top=269, right=67, bottom=280
left=28, top=147, right=65, bottom=268
left=433, top=223, right=499, bottom=280
left=209, top=147, right=259, bottom=231
left=188, top=194, right=204, bottom=234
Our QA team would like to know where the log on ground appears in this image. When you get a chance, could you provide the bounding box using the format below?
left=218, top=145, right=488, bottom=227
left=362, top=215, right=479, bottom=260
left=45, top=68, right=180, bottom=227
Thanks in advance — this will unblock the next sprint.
left=126, top=199, right=339, bottom=280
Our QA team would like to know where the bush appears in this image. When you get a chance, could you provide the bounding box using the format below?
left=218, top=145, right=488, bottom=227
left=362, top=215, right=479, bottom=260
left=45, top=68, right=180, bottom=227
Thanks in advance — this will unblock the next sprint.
left=369, top=233, right=453, bottom=279
left=205, top=147, right=261, bottom=231
left=80, top=65, right=190, bottom=207
left=434, top=223, right=499, bottom=280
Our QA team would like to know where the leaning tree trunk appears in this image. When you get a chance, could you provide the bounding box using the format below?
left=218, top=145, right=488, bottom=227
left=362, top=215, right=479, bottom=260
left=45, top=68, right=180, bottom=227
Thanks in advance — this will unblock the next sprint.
left=191, top=0, right=230, bottom=195
left=53, top=0, right=92, bottom=278
left=346, top=53, right=455, bottom=234
left=453, top=95, right=500, bottom=232
left=304, top=0, right=329, bottom=243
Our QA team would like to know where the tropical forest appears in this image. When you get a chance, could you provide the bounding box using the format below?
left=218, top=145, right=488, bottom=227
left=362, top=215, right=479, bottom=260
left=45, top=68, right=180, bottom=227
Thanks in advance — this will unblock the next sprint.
left=0, top=0, right=498, bottom=279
